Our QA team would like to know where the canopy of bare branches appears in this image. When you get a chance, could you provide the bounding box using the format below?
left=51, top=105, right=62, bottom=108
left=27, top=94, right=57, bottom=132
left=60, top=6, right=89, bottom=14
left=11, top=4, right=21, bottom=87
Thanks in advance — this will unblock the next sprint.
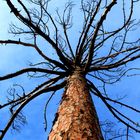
left=0, top=0, right=140, bottom=139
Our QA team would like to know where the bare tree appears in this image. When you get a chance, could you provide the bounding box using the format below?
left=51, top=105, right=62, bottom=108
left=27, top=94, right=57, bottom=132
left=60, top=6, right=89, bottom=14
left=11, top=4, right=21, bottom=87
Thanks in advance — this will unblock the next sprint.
left=0, top=0, right=140, bottom=139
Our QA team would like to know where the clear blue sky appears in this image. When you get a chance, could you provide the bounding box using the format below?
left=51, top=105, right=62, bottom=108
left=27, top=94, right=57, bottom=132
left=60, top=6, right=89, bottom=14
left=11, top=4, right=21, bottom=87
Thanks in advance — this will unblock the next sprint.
left=0, top=1, right=140, bottom=140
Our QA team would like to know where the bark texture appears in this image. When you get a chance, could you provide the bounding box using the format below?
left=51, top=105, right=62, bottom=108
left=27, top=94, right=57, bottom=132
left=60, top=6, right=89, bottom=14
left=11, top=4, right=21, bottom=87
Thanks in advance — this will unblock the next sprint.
left=49, top=68, right=103, bottom=140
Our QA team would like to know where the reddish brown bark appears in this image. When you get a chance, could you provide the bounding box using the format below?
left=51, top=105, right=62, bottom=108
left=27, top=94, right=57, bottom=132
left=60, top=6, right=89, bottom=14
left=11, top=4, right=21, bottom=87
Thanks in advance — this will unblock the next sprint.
left=49, top=69, right=103, bottom=140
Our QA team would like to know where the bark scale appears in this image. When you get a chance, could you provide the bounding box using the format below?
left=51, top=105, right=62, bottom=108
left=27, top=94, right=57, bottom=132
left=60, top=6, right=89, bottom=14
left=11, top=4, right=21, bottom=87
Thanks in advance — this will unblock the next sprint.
left=49, top=69, right=103, bottom=140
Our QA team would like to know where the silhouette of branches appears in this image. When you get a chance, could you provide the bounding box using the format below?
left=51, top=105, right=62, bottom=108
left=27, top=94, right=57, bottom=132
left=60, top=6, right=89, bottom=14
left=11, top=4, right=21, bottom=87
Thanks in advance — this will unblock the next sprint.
left=1, top=0, right=140, bottom=139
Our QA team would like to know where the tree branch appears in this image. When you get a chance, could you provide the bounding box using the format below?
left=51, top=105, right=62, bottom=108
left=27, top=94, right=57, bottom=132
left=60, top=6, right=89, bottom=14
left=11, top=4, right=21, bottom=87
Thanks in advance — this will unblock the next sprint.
left=84, top=0, right=117, bottom=71
left=0, top=68, right=65, bottom=81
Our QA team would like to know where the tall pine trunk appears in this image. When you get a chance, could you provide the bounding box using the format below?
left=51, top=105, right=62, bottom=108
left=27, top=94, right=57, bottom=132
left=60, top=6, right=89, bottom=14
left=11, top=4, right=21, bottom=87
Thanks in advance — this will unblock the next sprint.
left=49, top=68, right=103, bottom=140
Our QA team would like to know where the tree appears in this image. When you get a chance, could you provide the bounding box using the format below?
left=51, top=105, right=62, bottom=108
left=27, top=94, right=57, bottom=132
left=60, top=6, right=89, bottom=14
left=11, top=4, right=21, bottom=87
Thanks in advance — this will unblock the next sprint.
left=0, top=0, right=140, bottom=139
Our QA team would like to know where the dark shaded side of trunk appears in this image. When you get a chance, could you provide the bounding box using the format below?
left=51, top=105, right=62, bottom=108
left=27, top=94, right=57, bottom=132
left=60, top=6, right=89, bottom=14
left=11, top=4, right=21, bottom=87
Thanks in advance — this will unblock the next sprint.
left=49, top=69, right=103, bottom=140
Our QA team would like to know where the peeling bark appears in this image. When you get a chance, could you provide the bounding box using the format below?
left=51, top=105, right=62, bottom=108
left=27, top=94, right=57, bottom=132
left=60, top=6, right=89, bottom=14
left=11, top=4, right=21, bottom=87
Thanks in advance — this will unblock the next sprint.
left=49, top=68, right=103, bottom=140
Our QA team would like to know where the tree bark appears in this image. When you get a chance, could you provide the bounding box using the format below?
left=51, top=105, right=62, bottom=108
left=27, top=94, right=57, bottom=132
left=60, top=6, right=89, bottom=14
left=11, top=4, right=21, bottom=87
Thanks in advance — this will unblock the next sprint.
left=49, top=68, right=103, bottom=140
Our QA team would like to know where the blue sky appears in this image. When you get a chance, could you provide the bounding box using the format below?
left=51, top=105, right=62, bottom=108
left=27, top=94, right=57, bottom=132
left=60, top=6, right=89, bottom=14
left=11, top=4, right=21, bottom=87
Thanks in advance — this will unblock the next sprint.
left=1, top=0, right=140, bottom=140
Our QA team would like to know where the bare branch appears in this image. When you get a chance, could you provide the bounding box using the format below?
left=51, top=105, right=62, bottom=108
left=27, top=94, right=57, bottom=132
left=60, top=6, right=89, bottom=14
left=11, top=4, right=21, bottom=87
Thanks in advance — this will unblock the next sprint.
left=0, top=68, right=65, bottom=81
left=17, top=0, right=32, bottom=21
left=0, top=39, right=34, bottom=47
left=84, top=0, right=117, bottom=71
left=44, top=91, right=56, bottom=131
left=76, top=0, right=102, bottom=64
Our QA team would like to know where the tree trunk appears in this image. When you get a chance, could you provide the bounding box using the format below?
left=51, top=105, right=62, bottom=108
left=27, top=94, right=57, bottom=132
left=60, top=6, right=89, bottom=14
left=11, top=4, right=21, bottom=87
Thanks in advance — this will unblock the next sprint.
left=49, top=68, right=103, bottom=140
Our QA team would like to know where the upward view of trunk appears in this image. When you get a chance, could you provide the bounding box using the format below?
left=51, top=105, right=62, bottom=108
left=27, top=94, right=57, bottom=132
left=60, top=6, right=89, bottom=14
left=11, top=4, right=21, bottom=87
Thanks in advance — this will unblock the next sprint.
left=49, top=68, right=103, bottom=140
